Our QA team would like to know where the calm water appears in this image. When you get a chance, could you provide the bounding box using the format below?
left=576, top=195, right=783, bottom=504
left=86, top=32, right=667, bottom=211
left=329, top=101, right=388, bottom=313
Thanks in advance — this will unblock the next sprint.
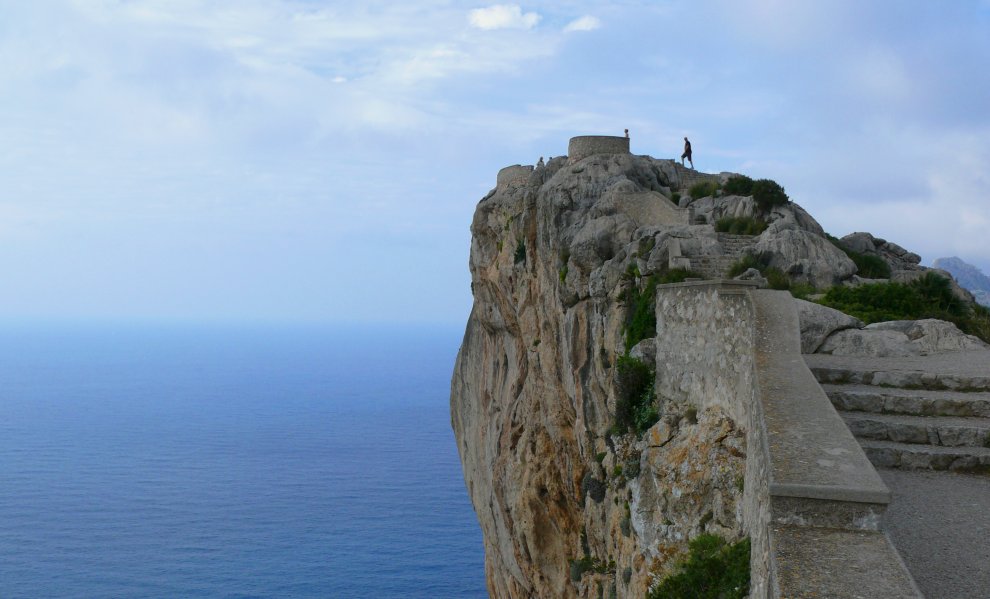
left=0, top=323, right=486, bottom=598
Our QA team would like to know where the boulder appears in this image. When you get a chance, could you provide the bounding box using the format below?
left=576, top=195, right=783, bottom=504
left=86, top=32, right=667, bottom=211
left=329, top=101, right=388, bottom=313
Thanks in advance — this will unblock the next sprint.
left=866, top=319, right=988, bottom=353
left=754, top=229, right=857, bottom=289
left=795, top=300, right=864, bottom=354
left=818, top=319, right=987, bottom=356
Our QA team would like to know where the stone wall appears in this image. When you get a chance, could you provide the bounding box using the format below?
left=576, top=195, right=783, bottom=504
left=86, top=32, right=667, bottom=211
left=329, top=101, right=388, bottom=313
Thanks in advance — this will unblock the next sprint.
left=567, top=136, right=630, bottom=162
left=496, top=164, right=534, bottom=187
left=653, top=280, right=770, bottom=593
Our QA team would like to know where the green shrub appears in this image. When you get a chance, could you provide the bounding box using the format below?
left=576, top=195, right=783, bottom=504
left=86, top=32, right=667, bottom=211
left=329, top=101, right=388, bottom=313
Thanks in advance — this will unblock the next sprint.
left=764, top=267, right=791, bottom=290
left=715, top=216, right=767, bottom=235
left=647, top=535, right=750, bottom=599
left=751, top=179, right=788, bottom=212
left=722, top=174, right=755, bottom=196
left=613, top=356, right=658, bottom=435
left=689, top=180, right=720, bottom=200
left=514, top=239, right=526, bottom=264
left=624, top=276, right=658, bottom=352
left=820, top=273, right=989, bottom=343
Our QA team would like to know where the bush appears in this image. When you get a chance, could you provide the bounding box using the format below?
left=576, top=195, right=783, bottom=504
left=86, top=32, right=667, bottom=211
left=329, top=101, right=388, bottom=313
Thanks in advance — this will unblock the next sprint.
left=613, top=356, right=658, bottom=435
left=689, top=180, right=720, bottom=200
left=624, top=275, right=658, bottom=352
left=764, top=267, right=791, bottom=290
left=820, top=273, right=989, bottom=343
left=751, top=179, right=789, bottom=212
left=647, top=535, right=750, bottom=599
left=722, top=174, right=754, bottom=196
left=715, top=216, right=767, bottom=235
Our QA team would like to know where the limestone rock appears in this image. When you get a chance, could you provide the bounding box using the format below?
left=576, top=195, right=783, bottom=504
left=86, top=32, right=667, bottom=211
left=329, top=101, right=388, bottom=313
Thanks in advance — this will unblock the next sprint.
left=866, top=319, right=988, bottom=353
left=795, top=299, right=864, bottom=354
left=817, top=319, right=986, bottom=357
left=754, top=229, right=857, bottom=289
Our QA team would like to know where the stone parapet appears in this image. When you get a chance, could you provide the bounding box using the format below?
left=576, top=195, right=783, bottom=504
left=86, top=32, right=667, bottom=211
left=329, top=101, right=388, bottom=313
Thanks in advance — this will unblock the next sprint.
left=496, top=164, right=533, bottom=187
left=567, top=135, right=630, bottom=162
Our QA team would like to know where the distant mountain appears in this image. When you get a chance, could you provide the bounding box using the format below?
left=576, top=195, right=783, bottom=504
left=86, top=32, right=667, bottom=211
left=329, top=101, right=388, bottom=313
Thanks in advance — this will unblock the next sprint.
left=933, top=256, right=990, bottom=307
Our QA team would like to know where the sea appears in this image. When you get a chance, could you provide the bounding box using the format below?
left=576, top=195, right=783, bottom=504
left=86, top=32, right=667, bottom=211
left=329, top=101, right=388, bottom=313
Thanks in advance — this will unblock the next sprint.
left=0, top=323, right=486, bottom=598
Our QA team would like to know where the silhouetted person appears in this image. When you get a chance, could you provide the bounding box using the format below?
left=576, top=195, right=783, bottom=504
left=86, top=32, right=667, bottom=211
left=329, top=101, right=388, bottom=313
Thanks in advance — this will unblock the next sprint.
left=624, top=129, right=629, bottom=138
left=537, top=156, right=545, bottom=168
left=681, top=137, right=693, bottom=169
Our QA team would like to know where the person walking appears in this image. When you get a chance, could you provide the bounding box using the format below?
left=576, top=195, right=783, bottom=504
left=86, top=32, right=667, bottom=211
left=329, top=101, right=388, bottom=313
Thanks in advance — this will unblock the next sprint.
left=681, top=137, right=693, bottom=169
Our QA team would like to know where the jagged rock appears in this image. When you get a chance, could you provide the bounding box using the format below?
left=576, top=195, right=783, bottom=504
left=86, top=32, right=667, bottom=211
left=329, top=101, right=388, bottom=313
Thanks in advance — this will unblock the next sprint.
left=817, top=319, right=986, bottom=357
left=754, top=229, right=857, bottom=289
left=795, top=299, right=864, bottom=354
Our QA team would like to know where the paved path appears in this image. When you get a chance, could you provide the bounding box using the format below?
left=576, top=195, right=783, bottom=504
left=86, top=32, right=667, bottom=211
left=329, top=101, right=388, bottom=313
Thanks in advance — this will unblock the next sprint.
left=880, top=468, right=990, bottom=599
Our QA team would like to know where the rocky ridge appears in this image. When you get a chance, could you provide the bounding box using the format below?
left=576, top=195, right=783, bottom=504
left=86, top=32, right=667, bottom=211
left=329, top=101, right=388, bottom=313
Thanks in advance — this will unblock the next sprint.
left=450, top=144, right=980, bottom=598
left=933, top=256, right=990, bottom=307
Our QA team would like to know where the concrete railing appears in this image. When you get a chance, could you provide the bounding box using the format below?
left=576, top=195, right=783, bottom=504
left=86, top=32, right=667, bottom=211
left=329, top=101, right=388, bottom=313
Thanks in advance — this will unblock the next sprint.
left=654, top=282, right=922, bottom=598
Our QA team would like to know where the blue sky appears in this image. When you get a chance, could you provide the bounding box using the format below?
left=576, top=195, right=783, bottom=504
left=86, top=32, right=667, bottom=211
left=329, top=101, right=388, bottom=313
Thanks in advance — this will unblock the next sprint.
left=1, top=1, right=989, bottom=324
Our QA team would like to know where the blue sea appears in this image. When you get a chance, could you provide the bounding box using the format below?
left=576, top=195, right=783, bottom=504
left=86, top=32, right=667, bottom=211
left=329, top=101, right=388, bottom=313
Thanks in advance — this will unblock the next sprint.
left=0, top=323, right=486, bottom=598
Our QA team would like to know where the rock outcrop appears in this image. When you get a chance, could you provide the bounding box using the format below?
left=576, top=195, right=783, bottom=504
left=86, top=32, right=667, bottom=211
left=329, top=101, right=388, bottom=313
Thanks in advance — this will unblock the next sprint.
left=450, top=141, right=979, bottom=598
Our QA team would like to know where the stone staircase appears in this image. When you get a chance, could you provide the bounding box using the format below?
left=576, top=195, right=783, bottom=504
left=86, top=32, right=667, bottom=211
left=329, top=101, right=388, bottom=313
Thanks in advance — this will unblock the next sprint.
left=686, top=233, right=757, bottom=279
left=669, top=163, right=721, bottom=192
left=806, top=353, right=990, bottom=472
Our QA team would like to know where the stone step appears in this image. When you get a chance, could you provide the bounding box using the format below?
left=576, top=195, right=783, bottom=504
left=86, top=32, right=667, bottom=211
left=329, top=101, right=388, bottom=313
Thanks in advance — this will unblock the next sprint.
left=823, top=384, right=990, bottom=418
left=810, top=365, right=990, bottom=392
left=841, top=411, right=990, bottom=448
left=859, top=439, right=990, bottom=472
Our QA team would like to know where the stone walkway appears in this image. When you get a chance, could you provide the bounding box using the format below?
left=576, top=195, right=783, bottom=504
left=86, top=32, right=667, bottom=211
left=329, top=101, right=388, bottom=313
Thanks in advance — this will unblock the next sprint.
left=880, top=468, right=990, bottom=599
left=805, top=349, right=990, bottom=597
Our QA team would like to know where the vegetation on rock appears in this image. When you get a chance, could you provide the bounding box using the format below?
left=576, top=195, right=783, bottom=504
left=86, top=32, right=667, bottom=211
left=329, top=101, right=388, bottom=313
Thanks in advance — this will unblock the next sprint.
left=689, top=180, right=720, bottom=200
left=613, top=356, right=658, bottom=435
left=715, top=216, right=767, bottom=235
left=647, top=535, right=750, bottom=599
left=624, top=276, right=659, bottom=352
left=751, top=179, right=789, bottom=212
left=826, top=234, right=891, bottom=279
left=721, top=175, right=754, bottom=196
left=821, top=273, right=990, bottom=343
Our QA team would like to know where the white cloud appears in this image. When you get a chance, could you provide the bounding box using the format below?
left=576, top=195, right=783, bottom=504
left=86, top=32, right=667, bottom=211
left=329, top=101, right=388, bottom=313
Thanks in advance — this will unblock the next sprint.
left=468, top=4, right=541, bottom=30
left=564, top=15, right=601, bottom=32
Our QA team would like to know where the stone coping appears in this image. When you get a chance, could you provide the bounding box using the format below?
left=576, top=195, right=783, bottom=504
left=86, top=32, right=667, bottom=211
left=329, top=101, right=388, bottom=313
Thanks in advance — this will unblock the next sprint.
left=655, top=278, right=762, bottom=291
left=750, top=290, right=891, bottom=506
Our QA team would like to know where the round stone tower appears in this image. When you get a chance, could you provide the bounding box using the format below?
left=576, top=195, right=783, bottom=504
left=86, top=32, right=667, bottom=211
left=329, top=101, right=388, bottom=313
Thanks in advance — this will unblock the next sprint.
left=567, top=135, right=631, bottom=162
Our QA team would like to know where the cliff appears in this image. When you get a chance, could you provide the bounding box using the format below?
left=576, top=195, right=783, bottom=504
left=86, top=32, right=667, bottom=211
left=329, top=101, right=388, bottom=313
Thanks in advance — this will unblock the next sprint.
left=449, top=139, right=949, bottom=598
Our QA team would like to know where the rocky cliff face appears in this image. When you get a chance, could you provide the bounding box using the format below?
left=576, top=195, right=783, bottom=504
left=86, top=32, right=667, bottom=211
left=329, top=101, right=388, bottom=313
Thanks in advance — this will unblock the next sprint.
left=449, top=149, right=954, bottom=598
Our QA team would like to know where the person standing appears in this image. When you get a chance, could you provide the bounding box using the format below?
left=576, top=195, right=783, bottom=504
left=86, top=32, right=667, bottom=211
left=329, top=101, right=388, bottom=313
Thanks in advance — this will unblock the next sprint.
left=681, top=137, right=693, bottom=169
left=624, top=128, right=629, bottom=138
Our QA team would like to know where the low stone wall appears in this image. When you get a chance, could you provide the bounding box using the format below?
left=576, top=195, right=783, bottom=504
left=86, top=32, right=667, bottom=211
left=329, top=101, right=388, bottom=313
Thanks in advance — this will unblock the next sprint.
left=567, top=135, right=630, bottom=162
left=496, top=164, right=533, bottom=187
left=653, top=282, right=922, bottom=598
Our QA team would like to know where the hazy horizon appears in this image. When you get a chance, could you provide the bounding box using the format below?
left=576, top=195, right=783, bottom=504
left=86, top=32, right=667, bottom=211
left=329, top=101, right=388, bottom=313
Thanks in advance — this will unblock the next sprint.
left=2, top=1, right=989, bottom=324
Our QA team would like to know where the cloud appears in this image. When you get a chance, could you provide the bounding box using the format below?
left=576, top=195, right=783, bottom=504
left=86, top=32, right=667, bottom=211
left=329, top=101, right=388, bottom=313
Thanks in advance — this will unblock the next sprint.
left=468, top=4, right=541, bottom=30
left=564, top=15, right=601, bottom=32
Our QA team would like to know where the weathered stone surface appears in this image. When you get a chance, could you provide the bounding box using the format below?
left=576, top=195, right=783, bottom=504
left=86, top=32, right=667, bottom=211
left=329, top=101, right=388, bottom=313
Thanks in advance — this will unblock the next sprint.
left=795, top=299, right=864, bottom=354
left=818, top=319, right=987, bottom=357
left=753, top=229, right=857, bottom=289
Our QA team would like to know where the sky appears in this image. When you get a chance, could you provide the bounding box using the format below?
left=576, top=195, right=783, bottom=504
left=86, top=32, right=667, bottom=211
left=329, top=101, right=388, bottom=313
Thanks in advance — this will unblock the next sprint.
left=1, top=0, right=989, bottom=324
